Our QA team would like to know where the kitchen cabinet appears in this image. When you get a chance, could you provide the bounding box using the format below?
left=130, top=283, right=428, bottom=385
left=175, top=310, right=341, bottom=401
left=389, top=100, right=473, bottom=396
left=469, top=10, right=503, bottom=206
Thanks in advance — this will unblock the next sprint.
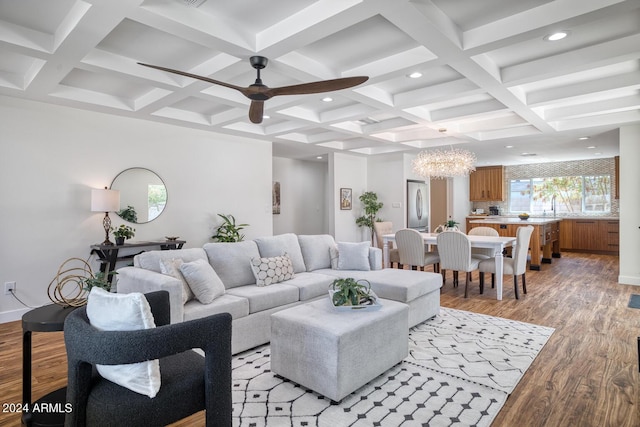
left=599, top=220, right=619, bottom=252
left=469, top=166, right=504, bottom=201
left=559, top=219, right=619, bottom=253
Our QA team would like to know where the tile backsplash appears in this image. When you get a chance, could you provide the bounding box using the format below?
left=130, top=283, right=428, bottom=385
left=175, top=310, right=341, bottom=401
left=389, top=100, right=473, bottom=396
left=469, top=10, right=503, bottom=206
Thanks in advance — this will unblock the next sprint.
left=472, top=158, right=618, bottom=217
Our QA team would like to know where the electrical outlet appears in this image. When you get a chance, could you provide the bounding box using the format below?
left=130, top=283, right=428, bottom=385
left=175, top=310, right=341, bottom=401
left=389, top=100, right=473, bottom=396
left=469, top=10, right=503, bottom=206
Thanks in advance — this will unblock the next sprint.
left=4, top=281, right=16, bottom=295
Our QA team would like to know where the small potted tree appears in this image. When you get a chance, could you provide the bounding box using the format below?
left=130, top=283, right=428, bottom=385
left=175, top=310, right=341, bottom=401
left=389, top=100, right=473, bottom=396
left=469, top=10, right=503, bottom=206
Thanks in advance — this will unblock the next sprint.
left=355, top=192, right=384, bottom=245
left=111, top=224, right=135, bottom=245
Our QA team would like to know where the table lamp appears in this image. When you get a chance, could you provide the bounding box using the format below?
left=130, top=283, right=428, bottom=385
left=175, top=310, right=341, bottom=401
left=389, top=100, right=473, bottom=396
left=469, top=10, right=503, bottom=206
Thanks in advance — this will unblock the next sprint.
left=91, top=187, right=121, bottom=245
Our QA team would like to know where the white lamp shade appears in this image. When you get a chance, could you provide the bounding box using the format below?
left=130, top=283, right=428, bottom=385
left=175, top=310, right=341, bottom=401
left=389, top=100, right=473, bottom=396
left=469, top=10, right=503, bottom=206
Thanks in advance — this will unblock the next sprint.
left=91, top=188, right=120, bottom=212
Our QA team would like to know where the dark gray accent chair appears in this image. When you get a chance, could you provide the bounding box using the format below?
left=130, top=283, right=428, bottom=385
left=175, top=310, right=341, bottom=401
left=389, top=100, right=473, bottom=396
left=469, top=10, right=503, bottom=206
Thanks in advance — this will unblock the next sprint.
left=64, top=291, right=232, bottom=427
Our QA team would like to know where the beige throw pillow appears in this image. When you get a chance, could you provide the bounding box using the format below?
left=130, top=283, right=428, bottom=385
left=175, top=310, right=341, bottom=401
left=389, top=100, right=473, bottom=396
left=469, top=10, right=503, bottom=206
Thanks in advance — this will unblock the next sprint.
left=159, top=258, right=194, bottom=304
left=178, top=259, right=225, bottom=304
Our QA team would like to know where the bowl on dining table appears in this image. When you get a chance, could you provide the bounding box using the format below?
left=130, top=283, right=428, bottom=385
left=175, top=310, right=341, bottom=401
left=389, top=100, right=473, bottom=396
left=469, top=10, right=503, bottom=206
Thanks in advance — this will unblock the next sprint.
left=518, top=213, right=530, bottom=220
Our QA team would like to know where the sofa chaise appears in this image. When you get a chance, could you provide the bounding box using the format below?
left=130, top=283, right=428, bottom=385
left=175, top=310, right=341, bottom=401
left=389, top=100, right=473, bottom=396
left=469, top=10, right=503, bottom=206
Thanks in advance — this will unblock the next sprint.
left=116, top=233, right=442, bottom=354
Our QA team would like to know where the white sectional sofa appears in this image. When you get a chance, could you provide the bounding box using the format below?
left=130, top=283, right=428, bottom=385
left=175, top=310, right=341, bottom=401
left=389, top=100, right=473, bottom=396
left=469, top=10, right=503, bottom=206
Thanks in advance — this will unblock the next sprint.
left=116, top=233, right=442, bottom=354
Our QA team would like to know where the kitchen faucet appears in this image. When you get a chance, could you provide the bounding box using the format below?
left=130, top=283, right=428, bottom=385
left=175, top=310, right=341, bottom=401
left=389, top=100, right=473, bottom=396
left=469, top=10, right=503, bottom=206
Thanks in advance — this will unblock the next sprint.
left=551, top=195, right=557, bottom=217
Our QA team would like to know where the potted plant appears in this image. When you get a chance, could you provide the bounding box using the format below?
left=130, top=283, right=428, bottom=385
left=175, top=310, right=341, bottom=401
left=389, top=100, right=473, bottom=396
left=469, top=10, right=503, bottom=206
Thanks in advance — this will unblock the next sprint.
left=329, top=278, right=377, bottom=308
left=434, top=217, right=459, bottom=233
left=212, top=214, right=248, bottom=242
left=112, top=224, right=135, bottom=245
left=445, top=218, right=459, bottom=229
left=355, top=191, right=384, bottom=245
left=81, top=271, right=116, bottom=293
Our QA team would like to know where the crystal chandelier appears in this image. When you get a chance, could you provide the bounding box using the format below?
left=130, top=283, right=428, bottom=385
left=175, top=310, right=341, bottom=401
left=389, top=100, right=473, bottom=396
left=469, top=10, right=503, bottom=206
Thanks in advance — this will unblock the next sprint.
left=412, top=148, right=476, bottom=179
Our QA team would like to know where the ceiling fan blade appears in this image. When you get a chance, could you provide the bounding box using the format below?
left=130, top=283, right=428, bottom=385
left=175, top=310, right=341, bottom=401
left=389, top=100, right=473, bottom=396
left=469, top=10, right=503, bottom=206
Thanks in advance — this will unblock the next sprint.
left=138, top=62, right=248, bottom=94
left=267, top=76, right=368, bottom=97
left=249, top=100, right=264, bottom=124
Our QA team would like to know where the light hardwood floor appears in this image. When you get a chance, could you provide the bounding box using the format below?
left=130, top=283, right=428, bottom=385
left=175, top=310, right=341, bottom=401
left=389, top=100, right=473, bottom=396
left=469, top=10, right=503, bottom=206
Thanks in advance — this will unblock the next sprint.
left=0, top=252, right=637, bottom=426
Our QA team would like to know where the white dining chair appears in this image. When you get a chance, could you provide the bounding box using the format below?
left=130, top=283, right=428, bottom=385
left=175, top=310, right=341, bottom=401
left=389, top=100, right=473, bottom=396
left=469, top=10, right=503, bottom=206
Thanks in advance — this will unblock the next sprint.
left=436, top=231, right=483, bottom=298
left=468, top=226, right=499, bottom=286
left=468, top=226, right=499, bottom=259
left=478, top=225, right=534, bottom=299
left=395, top=229, right=439, bottom=272
left=374, top=221, right=401, bottom=268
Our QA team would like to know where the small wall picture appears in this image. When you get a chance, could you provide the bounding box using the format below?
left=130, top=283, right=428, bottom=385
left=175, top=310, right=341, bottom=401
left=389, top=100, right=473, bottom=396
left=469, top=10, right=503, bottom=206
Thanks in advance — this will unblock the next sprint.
left=340, top=188, right=352, bottom=210
left=272, top=181, right=281, bottom=214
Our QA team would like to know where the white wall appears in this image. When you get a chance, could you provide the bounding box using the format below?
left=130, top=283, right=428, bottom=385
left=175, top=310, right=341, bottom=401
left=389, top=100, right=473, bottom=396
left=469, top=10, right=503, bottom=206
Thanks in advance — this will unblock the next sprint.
left=0, top=96, right=272, bottom=321
left=618, top=124, right=640, bottom=285
left=329, top=152, right=368, bottom=242
left=368, top=154, right=405, bottom=235
left=272, top=157, right=327, bottom=235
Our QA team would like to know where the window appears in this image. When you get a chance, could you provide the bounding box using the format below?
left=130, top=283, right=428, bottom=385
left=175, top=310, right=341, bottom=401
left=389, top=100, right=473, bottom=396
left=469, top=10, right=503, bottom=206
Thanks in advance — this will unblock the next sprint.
left=509, top=175, right=610, bottom=214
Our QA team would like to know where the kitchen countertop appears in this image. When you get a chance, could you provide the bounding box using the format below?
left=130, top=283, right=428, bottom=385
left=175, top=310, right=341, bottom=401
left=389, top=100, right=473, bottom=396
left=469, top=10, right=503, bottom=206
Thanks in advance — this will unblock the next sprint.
left=468, top=216, right=619, bottom=224
left=469, top=217, right=561, bottom=225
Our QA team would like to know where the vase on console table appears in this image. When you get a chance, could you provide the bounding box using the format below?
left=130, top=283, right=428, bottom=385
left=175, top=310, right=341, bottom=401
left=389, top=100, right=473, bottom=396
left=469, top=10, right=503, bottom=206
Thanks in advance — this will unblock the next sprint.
left=115, top=237, right=125, bottom=245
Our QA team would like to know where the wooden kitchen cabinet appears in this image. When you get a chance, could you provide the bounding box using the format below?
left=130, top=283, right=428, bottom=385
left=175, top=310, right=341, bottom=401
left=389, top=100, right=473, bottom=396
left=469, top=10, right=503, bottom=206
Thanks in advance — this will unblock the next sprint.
left=560, top=219, right=619, bottom=253
left=572, top=220, right=600, bottom=250
left=559, top=219, right=573, bottom=249
left=599, top=220, right=619, bottom=252
left=469, top=166, right=504, bottom=201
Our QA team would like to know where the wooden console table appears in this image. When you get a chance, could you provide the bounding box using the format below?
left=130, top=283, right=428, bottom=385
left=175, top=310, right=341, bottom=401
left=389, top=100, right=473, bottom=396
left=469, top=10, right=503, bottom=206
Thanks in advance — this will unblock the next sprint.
left=90, top=240, right=186, bottom=280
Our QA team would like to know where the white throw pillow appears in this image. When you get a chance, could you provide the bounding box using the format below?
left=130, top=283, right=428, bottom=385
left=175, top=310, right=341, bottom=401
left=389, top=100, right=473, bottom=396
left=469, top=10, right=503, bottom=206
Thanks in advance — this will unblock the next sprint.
left=337, top=241, right=371, bottom=271
left=178, top=259, right=226, bottom=304
left=159, top=258, right=194, bottom=304
left=250, top=254, right=295, bottom=286
left=86, top=288, right=161, bottom=398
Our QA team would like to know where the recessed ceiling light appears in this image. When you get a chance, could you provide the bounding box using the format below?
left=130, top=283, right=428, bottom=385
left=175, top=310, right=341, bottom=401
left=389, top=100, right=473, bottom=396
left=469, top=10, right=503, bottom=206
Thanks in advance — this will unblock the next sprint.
left=544, top=31, right=569, bottom=41
left=408, top=72, right=422, bottom=79
left=322, top=97, right=333, bottom=102
left=587, top=146, right=596, bottom=149
left=505, top=145, right=514, bottom=148
left=594, top=152, right=602, bottom=156
left=262, top=115, right=270, bottom=119
left=316, top=156, right=323, bottom=159
left=579, top=136, right=589, bottom=140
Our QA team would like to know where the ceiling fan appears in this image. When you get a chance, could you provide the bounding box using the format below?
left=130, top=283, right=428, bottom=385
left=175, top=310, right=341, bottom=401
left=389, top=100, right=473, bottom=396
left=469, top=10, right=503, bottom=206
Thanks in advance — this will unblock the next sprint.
left=139, top=56, right=369, bottom=124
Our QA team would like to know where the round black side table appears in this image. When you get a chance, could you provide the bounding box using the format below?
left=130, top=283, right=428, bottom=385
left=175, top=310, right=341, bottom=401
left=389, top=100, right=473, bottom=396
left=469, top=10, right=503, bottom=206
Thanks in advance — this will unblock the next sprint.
left=22, top=304, right=76, bottom=427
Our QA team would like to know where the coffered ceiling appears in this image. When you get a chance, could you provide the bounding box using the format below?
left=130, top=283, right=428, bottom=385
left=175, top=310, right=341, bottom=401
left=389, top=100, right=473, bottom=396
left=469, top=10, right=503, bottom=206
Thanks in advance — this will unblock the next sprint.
left=0, top=0, right=638, bottom=165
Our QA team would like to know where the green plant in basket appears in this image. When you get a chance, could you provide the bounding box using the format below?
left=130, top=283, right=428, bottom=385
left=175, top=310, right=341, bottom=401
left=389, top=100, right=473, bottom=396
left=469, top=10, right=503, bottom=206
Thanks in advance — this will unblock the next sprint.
left=81, top=271, right=116, bottom=293
left=330, top=278, right=376, bottom=306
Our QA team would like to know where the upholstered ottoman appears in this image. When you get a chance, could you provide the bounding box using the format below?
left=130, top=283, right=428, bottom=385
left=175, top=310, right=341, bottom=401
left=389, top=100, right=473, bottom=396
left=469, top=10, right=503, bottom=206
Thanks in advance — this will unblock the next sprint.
left=270, top=297, right=408, bottom=402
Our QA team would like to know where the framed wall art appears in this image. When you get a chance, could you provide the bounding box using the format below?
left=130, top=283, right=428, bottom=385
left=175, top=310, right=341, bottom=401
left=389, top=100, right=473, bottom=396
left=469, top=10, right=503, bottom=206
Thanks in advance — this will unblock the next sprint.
left=340, top=188, right=352, bottom=210
left=272, top=181, right=281, bottom=214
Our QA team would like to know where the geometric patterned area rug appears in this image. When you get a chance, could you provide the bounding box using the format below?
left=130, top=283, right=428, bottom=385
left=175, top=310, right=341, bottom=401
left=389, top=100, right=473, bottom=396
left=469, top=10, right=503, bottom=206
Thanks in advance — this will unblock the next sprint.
left=232, top=307, right=554, bottom=427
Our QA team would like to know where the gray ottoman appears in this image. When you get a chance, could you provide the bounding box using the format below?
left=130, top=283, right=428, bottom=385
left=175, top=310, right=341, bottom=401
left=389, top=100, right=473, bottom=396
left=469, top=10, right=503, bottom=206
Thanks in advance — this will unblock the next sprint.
left=270, top=298, right=409, bottom=402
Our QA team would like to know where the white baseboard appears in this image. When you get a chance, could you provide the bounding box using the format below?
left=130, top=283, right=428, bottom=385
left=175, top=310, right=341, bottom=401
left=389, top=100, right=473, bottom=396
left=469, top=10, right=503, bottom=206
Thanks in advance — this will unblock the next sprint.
left=0, top=307, right=30, bottom=324
left=619, top=275, right=640, bottom=286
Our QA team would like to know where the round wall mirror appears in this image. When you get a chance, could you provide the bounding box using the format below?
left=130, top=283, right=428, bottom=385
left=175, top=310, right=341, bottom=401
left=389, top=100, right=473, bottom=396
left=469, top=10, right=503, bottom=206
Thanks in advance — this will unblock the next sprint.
left=110, top=168, right=167, bottom=224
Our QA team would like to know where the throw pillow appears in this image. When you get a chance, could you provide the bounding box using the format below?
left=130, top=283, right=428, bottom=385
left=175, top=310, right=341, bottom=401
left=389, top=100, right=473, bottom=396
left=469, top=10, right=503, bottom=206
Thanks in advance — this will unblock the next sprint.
left=178, top=259, right=226, bottom=304
left=159, top=258, right=195, bottom=304
left=250, top=254, right=295, bottom=286
left=86, top=287, right=161, bottom=398
left=329, top=245, right=339, bottom=269
left=337, top=241, right=371, bottom=271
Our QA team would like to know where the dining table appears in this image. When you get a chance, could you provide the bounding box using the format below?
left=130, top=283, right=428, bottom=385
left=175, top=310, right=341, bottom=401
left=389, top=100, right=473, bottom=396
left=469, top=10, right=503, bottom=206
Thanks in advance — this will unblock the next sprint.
left=382, top=232, right=517, bottom=301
